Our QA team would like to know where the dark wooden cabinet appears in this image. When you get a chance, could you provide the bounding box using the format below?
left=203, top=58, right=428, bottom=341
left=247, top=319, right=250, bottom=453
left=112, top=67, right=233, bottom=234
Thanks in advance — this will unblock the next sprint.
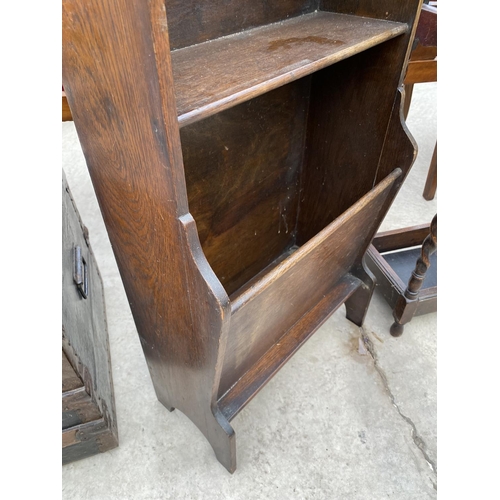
left=62, top=172, right=118, bottom=464
left=63, top=0, right=422, bottom=472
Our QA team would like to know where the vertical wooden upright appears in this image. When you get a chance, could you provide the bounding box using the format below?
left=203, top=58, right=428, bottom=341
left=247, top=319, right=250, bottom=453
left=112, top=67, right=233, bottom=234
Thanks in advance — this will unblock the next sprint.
left=63, top=0, right=235, bottom=470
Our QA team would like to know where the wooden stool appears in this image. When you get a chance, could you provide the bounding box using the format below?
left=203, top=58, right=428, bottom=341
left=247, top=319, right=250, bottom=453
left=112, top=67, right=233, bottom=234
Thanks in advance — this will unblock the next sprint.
left=366, top=215, right=437, bottom=337
left=390, top=215, right=437, bottom=336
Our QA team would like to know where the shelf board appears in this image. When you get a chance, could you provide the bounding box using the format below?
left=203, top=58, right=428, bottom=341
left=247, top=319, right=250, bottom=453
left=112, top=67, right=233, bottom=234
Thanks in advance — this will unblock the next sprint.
left=172, top=11, right=408, bottom=127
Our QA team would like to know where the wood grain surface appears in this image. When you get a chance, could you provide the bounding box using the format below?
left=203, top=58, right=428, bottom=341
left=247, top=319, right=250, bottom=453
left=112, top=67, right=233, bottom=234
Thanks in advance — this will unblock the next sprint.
left=219, top=169, right=402, bottom=397
left=219, top=275, right=361, bottom=420
left=172, top=11, right=407, bottom=126
left=63, top=0, right=422, bottom=473
left=62, top=173, right=119, bottom=462
left=165, top=0, right=318, bottom=50
left=372, top=224, right=431, bottom=253
left=63, top=0, right=237, bottom=472
left=182, top=81, right=310, bottom=295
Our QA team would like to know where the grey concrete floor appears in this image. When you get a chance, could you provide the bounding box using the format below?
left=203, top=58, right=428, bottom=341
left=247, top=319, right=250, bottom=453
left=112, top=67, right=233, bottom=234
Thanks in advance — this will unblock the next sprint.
left=62, top=82, right=437, bottom=499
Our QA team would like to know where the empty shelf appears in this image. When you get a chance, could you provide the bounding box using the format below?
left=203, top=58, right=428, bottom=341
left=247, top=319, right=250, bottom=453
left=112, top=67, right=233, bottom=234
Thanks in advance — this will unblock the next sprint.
left=172, top=11, right=408, bottom=127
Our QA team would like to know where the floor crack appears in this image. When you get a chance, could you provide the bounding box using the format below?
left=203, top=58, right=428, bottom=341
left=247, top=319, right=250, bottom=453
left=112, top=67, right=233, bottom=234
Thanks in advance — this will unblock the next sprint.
left=361, top=327, right=437, bottom=478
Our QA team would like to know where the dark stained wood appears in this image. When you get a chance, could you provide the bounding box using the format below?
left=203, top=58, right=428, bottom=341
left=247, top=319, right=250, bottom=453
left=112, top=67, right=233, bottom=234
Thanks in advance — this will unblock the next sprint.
left=367, top=243, right=407, bottom=306
left=297, top=48, right=414, bottom=242
left=296, top=0, right=421, bottom=236
left=344, top=260, right=376, bottom=327
left=365, top=220, right=437, bottom=336
left=384, top=246, right=436, bottom=288
left=182, top=81, right=309, bottom=295
left=220, top=275, right=361, bottom=420
left=62, top=350, right=83, bottom=393
left=320, top=0, right=425, bottom=115
left=62, top=92, right=73, bottom=121
left=165, top=0, right=319, bottom=50
left=403, top=83, right=414, bottom=120
left=412, top=3, right=437, bottom=51
left=228, top=246, right=299, bottom=301
left=63, top=0, right=422, bottom=472
left=402, top=1, right=437, bottom=198
left=172, top=12, right=408, bottom=127
left=63, top=0, right=236, bottom=473
left=320, top=0, right=423, bottom=26
left=391, top=214, right=437, bottom=336
left=372, top=223, right=431, bottom=253
left=220, top=168, right=401, bottom=396
left=410, top=44, right=436, bottom=61
left=423, top=142, right=437, bottom=200
left=374, top=87, right=418, bottom=185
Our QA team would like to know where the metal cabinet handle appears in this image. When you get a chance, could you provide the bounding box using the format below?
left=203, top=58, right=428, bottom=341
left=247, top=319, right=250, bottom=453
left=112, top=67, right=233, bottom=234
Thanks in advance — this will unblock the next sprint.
left=73, top=245, right=88, bottom=299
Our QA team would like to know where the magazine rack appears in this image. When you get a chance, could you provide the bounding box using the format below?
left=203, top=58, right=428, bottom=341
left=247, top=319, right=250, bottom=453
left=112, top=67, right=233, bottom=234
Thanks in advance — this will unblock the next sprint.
left=63, top=0, right=422, bottom=472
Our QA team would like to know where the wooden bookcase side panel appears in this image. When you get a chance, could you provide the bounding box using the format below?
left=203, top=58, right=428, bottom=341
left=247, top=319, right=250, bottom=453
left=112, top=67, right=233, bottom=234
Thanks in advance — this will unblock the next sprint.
left=374, top=87, right=418, bottom=186
left=181, top=79, right=311, bottom=296
left=218, top=168, right=401, bottom=397
left=62, top=350, right=84, bottom=393
left=165, top=0, right=320, bottom=50
left=63, top=0, right=236, bottom=459
left=366, top=247, right=437, bottom=317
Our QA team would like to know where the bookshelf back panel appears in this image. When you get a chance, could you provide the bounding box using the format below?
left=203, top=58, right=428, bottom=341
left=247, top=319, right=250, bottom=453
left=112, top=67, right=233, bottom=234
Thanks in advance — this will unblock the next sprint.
left=297, top=40, right=404, bottom=244
left=165, top=0, right=319, bottom=50
left=320, top=0, right=421, bottom=24
left=181, top=79, right=311, bottom=295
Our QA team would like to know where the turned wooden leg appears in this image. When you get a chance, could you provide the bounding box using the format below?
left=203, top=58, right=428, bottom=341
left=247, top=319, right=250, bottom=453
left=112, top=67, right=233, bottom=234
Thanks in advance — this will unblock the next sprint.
left=391, top=215, right=437, bottom=336
left=345, top=260, right=376, bottom=327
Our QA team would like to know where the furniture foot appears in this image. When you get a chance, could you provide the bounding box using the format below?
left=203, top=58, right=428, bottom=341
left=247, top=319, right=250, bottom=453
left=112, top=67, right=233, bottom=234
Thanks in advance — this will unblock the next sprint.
left=390, top=321, right=405, bottom=337
left=345, top=261, right=376, bottom=326
left=153, top=386, right=176, bottom=412
left=207, top=408, right=237, bottom=473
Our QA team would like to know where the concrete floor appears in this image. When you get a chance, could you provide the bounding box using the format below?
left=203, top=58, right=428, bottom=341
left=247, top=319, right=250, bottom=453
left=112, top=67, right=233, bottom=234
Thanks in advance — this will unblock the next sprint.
left=62, top=82, right=437, bottom=499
